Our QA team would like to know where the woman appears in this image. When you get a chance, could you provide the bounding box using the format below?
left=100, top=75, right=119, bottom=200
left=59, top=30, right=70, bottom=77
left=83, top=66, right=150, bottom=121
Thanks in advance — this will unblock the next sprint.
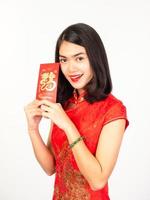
left=24, top=23, right=129, bottom=199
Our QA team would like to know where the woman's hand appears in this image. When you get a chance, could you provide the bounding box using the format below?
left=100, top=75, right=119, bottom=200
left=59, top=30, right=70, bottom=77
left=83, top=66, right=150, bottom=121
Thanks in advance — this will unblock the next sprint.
left=24, top=100, right=43, bottom=132
left=40, top=100, right=73, bottom=131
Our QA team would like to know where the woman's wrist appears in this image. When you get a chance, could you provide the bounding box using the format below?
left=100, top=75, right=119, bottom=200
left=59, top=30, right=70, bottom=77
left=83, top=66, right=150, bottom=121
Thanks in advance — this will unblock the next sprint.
left=64, top=122, right=76, bottom=135
left=28, top=127, right=39, bottom=135
left=69, top=135, right=85, bottom=149
left=64, top=122, right=81, bottom=144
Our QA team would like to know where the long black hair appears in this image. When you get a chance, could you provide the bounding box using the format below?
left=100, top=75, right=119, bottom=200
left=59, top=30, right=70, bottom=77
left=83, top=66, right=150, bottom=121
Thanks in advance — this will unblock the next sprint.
left=55, top=23, right=112, bottom=105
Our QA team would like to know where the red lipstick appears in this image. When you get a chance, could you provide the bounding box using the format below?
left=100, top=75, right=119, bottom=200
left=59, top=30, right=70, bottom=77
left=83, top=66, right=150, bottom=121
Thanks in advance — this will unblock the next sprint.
left=69, top=74, right=83, bottom=82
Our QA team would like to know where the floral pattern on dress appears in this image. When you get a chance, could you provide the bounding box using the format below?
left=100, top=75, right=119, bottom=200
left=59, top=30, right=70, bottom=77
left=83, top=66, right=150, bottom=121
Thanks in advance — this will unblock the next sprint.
left=53, top=141, right=90, bottom=200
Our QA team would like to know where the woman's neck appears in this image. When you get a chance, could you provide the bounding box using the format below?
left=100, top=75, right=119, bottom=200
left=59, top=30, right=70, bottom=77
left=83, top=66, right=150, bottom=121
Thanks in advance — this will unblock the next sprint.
left=76, top=89, right=85, bottom=96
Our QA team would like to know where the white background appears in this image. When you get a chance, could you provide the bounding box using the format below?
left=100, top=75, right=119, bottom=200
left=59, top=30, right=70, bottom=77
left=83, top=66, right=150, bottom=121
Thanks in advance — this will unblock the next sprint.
left=0, top=0, right=150, bottom=199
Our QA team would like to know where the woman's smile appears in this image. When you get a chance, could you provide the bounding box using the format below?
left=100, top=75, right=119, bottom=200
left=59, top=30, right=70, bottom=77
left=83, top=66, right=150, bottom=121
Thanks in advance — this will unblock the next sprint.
left=69, top=74, right=83, bottom=82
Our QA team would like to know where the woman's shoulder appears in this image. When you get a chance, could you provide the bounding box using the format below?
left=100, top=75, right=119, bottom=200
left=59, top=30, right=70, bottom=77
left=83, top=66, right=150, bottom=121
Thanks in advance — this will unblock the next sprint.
left=101, top=93, right=129, bottom=129
left=94, top=93, right=127, bottom=115
left=95, top=93, right=125, bottom=107
left=105, top=93, right=124, bottom=105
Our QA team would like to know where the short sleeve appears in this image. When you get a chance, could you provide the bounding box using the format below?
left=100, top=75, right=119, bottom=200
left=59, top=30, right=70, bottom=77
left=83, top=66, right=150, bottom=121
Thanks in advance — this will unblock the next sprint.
left=103, top=101, right=129, bottom=130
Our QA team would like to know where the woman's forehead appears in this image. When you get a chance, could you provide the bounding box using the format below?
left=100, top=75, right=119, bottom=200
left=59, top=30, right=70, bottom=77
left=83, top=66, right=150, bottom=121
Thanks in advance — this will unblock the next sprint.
left=59, top=41, right=86, bottom=57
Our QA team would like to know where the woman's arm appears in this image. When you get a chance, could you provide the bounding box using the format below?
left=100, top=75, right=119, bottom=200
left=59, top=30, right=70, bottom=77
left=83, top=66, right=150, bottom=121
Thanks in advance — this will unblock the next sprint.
left=29, top=128, right=55, bottom=176
left=65, top=119, right=126, bottom=191
left=24, top=100, right=55, bottom=176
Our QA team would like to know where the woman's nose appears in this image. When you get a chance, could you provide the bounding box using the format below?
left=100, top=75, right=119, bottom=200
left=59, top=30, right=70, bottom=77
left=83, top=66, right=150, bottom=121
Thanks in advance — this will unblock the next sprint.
left=67, top=60, right=77, bottom=72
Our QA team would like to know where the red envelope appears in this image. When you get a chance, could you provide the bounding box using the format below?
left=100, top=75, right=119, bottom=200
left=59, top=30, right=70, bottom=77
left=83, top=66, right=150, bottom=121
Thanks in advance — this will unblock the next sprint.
left=36, top=63, right=60, bottom=103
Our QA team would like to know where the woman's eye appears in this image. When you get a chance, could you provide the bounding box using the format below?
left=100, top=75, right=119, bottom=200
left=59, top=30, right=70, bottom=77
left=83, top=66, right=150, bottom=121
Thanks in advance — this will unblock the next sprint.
left=59, top=58, right=67, bottom=63
left=76, top=57, right=84, bottom=61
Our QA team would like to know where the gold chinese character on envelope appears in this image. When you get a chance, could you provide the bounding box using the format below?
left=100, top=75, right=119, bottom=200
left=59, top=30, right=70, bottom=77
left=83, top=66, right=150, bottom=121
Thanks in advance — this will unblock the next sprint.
left=40, top=72, right=56, bottom=91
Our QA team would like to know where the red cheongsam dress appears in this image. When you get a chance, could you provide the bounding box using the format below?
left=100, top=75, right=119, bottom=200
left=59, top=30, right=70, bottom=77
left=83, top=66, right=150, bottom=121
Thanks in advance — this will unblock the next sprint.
left=51, top=93, right=129, bottom=200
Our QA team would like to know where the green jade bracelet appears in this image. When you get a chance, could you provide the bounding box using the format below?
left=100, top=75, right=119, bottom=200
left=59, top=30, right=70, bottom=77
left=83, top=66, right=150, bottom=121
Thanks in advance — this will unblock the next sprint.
left=69, top=136, right=85, bottom=149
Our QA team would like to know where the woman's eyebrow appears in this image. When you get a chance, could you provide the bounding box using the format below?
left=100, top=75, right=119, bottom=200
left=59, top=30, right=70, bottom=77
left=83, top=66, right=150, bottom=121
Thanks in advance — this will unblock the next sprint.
left=59, top=52, right=86, bottom=58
